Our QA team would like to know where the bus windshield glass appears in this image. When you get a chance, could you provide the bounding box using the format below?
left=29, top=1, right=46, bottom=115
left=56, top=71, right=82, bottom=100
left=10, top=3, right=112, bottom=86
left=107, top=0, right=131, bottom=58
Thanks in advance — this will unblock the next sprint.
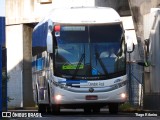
left=54, top=24, right=125, bottom=80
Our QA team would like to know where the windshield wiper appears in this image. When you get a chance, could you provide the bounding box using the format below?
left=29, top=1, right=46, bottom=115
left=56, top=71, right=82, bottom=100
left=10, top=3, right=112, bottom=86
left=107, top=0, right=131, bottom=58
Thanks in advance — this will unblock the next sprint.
left=72, top=53, right=85, bottom=79
left=95, top=52, right=109, bottom=76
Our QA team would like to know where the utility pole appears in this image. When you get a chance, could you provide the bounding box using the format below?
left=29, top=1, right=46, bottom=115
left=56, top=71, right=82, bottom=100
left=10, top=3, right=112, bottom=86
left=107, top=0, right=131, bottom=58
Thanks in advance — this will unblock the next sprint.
left=0, top=0, right=6, bottom=113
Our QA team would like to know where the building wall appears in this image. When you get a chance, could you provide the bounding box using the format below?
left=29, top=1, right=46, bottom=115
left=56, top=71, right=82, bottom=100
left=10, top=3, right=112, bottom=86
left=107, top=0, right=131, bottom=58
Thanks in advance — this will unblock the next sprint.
left=143, top=11, right=160, bottom=110
left=6, top=0, right=95, bottom=25
left=129, top=0, right=160, bottom=39
left=129, top=0, right=160, bottom=110
left=6, top=24, right=23, bottom=107
left=6, top=0, right=131, bottom=25
left=95, top=0, right=130, bottom=16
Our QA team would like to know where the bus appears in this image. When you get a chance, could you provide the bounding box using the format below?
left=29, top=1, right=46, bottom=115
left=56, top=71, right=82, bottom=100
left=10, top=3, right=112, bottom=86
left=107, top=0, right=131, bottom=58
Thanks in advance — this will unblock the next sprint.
left=32, top=7, right=127, bottom=114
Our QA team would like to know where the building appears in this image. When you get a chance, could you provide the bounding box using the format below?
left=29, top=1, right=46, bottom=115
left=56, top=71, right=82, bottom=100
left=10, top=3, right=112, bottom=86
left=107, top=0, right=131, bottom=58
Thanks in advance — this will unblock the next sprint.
left=129, top=0, right=160, bottom=110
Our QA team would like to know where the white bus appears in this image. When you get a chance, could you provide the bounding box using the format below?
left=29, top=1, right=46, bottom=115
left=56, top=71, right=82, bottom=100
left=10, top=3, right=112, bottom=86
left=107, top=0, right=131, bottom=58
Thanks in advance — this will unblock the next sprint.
left=32, top=7, right=127, bottom=114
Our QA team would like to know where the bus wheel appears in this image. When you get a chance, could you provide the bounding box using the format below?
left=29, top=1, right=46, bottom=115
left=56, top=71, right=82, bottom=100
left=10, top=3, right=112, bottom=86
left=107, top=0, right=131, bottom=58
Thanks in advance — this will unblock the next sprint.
left=38, top=104, right=46, bottom=113
left=47, top=104, right=52, bottom=113
left=108, top=103, right=119, bottom=114
left=52, top=105, right=60, bottom=114
left=47, top=86, right=52, bottom=113
left=84, top=107, right=91, bottom=114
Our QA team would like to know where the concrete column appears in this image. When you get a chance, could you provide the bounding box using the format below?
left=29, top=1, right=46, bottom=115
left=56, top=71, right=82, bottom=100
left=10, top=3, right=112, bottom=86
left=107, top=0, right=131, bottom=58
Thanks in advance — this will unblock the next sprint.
left=23, top=24, right=34, bottom=107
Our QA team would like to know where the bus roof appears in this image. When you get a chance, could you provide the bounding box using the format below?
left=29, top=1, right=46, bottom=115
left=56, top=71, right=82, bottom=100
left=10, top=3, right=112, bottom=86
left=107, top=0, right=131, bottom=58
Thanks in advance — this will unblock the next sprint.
left=43, top=7, right=121, bottom=24
left=33, top=7, right=122, bottom=31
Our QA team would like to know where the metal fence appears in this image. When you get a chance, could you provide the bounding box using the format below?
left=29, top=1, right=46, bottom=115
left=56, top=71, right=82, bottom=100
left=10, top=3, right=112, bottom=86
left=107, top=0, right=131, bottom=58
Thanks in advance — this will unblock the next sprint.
left=127, top=42, right=144, bottom=107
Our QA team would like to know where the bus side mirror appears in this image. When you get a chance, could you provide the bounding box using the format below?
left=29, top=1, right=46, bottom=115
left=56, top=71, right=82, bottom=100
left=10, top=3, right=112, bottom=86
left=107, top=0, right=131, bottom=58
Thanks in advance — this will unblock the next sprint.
left=126, top=41, right=134, bottom=53
left=46, top=31, right=53, bottom=53
left=125, top=35, right=134, bottom=53
left=47, top=20, right=54, bottom=53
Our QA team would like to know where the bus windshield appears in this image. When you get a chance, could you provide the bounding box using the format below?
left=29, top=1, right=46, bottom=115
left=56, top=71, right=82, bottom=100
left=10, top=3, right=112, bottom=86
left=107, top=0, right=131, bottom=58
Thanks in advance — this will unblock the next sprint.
left=54, top=24, right=126, bottom=80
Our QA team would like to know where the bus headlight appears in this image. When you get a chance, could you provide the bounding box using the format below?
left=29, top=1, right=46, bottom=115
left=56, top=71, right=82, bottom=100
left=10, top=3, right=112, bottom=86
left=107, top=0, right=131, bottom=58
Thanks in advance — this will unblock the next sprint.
left=55, top=94, right=62, bottom=101
left=120, top=93, right=126, bottom=99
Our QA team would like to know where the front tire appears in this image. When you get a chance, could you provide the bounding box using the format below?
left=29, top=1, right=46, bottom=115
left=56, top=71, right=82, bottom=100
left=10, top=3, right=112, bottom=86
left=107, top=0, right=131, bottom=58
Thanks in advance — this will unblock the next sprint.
left=47, top=85, right=52, bottom=113
left=37, top=88, right=46, bottom=113
left=52, top=105, right=60, bottom=114
left=108, top=103, right=119, bottom=114
left=38, top=104, right=46, bottom=113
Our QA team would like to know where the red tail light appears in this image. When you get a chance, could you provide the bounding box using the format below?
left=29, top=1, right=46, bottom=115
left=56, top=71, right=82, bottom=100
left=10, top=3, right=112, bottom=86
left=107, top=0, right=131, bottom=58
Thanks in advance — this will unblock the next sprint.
left=54, top=25, right=61, bottom=32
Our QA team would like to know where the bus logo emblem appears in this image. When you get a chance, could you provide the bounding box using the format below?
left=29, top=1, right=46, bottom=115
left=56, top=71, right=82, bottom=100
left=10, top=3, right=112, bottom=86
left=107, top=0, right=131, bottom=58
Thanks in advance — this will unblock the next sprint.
left=89, top=88, right=94, bottom=92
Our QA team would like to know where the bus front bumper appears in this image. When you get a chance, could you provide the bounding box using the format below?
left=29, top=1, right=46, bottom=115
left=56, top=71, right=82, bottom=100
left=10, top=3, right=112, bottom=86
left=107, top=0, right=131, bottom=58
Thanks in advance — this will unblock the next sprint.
left=50, top=85, right=127, bottom=105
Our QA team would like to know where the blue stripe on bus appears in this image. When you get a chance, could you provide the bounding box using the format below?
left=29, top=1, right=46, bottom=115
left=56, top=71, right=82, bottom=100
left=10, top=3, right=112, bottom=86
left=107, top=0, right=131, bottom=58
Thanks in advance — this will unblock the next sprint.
left=36, top=58, right=43, bottom=70
left=58, top=80, right=87, bottom=84
left=0, top=45, right=2, bottom=113
left=0, top=16, right=5, bottom=113
left=32, top=57, right=45, bottom=71
left=0, top=17, right=5, bottom=46
left=32, top=22, right=48, bottom=47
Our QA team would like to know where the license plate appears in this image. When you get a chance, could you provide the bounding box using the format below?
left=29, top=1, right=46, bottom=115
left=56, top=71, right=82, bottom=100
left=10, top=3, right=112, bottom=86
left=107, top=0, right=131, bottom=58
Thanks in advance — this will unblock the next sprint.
left=86, top=95, right=98, bottom=100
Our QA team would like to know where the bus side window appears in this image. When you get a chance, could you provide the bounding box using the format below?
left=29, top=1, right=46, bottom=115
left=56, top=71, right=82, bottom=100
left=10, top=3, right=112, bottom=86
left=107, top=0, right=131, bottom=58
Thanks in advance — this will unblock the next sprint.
left=36, top=58, right=44, bottom=71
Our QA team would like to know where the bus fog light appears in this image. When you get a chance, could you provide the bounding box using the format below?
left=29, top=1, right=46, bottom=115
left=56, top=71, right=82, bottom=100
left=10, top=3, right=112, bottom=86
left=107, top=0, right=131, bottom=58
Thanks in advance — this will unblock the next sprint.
left=55, top=94, right=62, bottom=101
left=120, top=93, right=126, bottom=98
